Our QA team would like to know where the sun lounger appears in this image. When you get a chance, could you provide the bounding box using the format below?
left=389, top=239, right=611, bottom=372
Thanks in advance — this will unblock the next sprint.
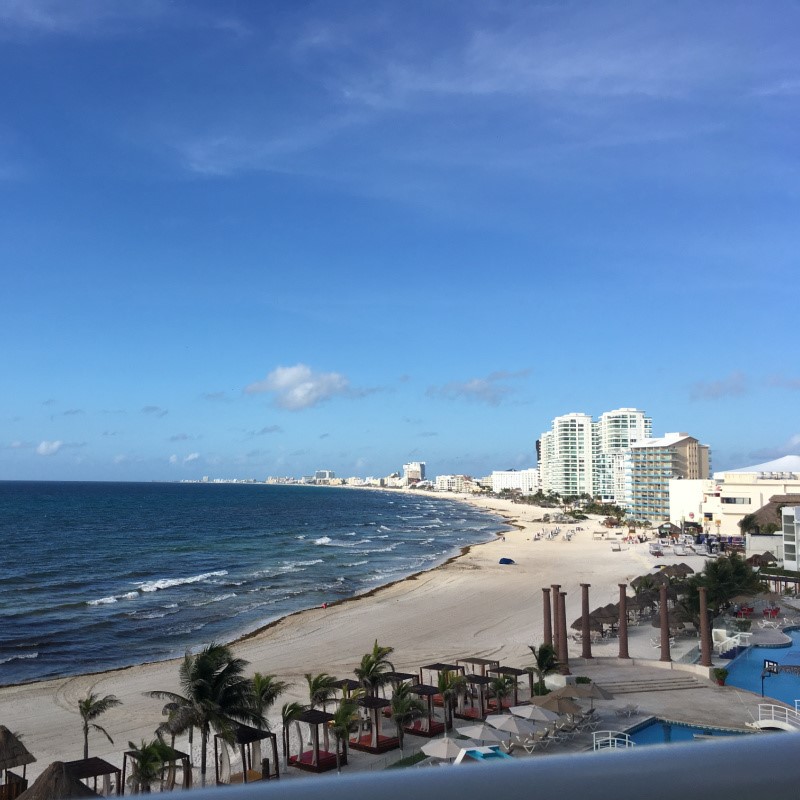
left=615, top=704, right=639, bottom=718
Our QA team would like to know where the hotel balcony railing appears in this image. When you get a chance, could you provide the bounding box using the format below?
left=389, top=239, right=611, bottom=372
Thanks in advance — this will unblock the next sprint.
left=181, top=734, right=799, bottom=800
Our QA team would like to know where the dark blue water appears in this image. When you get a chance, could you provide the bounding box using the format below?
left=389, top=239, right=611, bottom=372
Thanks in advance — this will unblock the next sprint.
left=0, top=482, right=506, bottom=686
left=726, top=629, right=800, bottom=705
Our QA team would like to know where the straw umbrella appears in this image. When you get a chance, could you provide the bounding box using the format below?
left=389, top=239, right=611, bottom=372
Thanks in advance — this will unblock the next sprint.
left=551, top=683, right=614, bottom=710
left=17, top=762, right=97, bottom=799
left=529, top=694, right=583, bottom=716
left=0, top=726, right=36, bottom=783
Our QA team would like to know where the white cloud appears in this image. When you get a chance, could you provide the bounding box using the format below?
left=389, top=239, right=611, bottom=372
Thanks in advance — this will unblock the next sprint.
left=113, top=454, right=128, bottom=464
left=245, top=363, right=351, bottom=410
left=36, top=440, right=63, bottom=456
left=169, top=454, right=178, bottom=465
left=184, top=452, right=200, bottom=463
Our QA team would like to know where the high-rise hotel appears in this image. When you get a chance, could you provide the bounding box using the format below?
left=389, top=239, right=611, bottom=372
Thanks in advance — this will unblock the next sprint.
left=538, top=408, right=652, bottom=505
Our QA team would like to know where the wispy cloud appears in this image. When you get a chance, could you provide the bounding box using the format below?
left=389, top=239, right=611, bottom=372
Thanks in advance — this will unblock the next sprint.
left=245, top=363, right=357, bottom=411
left=201, top=391, right=232, bottom=402
left=142, top=405, right=168, bottom=418
left=752, top=77, right=800, bottom=97
left=247, top=425, right=282, bottom=436
left=427, top=369, right=529, bottom=406
left=689, top=371, right=748, bottom=401
left=169, top=452, right=201, bottom=465
left=768, top=374, right=800, bottom=391
left=36, top=439, right=62, bottom=456
left=63, top=408, right=84, bottom=416
left=169, top=433, right=193, bottom=442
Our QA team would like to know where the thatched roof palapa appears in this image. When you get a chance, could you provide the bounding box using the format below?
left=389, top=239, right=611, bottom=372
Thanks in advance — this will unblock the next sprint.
left=0, top=726, right=36, bottom=772
left=17, top=762, right=97, bottom=800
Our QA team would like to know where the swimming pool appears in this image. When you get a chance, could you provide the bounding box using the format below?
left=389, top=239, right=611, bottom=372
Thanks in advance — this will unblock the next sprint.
left=627, top=718, right=750, bottom=745
left=726, top=627, right=800, bottom=706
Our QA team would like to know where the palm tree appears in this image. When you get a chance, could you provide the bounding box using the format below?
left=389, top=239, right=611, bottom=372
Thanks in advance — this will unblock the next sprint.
left=77, top=692, right=122, bottom=759
left=126, top=738, right=174, bottom=793
left=684, top=552, right=766, bottom=618
left=148, top=643, right=261, bottom=786
left=280, top=702, right=304, bottom=769
left=390, top=683, right=425, bottom=755
left=250, top=673, right=289, bottom=729
left=328, top=697, right=360, bottom=773
left=488, top=674, right=515, bottom=713
left=526, top=643, right=558, bottom=696
left=305, top=673, right=337, bottom=711
left=354, top=640, right=395, bottom=697
left=437, top=670, right=466, bottom=731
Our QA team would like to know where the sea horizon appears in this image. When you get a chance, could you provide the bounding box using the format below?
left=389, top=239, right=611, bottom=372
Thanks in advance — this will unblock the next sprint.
left=0, top=480, right=509, bottom=687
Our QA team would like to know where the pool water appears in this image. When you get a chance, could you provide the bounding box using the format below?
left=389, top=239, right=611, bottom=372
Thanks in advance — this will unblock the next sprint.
left=628, top=719, right=748, bottom=745
left=726, top=628, right=800, bottom=706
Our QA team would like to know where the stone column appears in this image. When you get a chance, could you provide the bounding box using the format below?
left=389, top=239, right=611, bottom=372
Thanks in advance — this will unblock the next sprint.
left=699, top=586, right=712, bottom=667
left=558, top=591, right=571, bottom=675
left=580, top=583, right=592, bottom=660
left=542, top=588, right=553, bottom=647
left=618, top=584, right=630, bottom=659
left=659, top=584, right=671, bottom=663
left=551, top=583, right=561, bottom=656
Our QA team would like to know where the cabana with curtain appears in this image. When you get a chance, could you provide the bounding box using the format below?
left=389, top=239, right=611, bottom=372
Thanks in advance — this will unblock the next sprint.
left=214, top=723, right=278, bottom=785
left=286, top=709, right=337, bottom=774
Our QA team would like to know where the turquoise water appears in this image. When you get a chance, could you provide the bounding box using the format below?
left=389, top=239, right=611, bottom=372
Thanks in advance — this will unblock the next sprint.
left=628, top=718, right=749, bottom=745
left=726, top=628, right=800, bottom=705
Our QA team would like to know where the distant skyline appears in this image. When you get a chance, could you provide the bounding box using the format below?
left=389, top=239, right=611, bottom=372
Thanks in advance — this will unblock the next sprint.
left=1, top=1, right=798, bottom=482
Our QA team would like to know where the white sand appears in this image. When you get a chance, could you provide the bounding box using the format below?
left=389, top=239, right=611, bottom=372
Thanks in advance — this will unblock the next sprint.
left=0, top=494, right=685, bottom=778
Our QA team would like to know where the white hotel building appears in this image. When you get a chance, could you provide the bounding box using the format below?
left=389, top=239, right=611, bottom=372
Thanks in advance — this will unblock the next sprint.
left=491, top=468, right=540, bottom=495
left=538, top=408, right=651, bottom=504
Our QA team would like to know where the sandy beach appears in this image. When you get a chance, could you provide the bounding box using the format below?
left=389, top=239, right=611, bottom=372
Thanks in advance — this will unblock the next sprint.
left=0, top=494, right=688, bottom=779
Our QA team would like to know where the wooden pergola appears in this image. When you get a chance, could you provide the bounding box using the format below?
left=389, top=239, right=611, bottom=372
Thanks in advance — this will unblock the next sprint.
left=63, top=758, right=121, bottom=796
left=486, top=666, right=526, bottom=709
left=121, top=745, right=190, bottom=793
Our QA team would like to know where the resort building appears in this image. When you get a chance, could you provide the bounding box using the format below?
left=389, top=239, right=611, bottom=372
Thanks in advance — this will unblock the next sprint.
left=669, top=455, right=800, bottom=537
left=782, top=505, right=800, bottom=571
left=435, top=474, right=481, bottom=494
left=625, top=433, right=711, bottom=522
left=592, top=408, right=652, bottom=504
left=538, top=408, right=650, bottom=503
left=403, top=461, right=426, bottom=486
left=539, top=413, right=594, bottom=496
left=491, top=468, right=540, bottom=495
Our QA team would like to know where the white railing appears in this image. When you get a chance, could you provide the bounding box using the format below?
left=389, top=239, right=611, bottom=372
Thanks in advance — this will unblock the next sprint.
left=757, top=704, right=800, bottom=729
left=173, top=734, right=800, bottom=800
left=592, top=731, right=634, bottom=750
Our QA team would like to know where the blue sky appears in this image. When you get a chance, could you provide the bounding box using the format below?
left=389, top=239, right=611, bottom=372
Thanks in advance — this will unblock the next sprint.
left=1, top=0, right=798, bottom=482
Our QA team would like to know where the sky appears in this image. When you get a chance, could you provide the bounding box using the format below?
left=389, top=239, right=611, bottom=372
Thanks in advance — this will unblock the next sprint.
left=1, top=0, right=798, bottom=482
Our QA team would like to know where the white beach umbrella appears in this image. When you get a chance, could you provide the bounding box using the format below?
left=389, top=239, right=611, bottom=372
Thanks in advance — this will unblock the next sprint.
left=422, top=737, right=478, bottom=760
left=455, top=723, right=507, bottom=743
left=510, top=705, right=560, bottom=723
left=486, top=714, right=538, bottom=736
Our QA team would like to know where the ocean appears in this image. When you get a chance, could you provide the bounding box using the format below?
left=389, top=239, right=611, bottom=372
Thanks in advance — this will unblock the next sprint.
left=0, top=481, right=507, bottom=686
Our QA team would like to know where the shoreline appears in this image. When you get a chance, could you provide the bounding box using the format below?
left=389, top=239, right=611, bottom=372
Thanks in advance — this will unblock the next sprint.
left=0, top=492, right=673, bottom=779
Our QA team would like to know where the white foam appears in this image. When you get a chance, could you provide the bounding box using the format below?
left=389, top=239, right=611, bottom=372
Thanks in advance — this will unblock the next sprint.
left=137, top=570, right=228, bottom=593
left=0, top=652, right=38, bottom=664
